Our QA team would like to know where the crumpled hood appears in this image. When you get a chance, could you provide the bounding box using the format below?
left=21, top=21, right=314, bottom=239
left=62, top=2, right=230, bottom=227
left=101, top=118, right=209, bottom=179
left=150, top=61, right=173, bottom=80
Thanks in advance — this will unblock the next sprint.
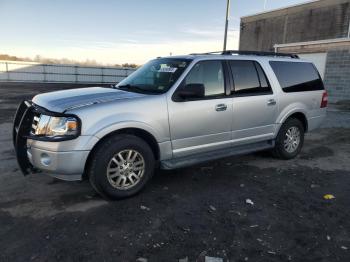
left=32, top=87, right=146, bottom=112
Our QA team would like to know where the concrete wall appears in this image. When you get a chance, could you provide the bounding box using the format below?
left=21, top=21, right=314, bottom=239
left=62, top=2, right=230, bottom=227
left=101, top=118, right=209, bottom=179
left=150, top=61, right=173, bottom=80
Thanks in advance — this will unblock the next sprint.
left=275, top=39, right=350, bottom=102
left=298, top=52, right=328, bottom=78
left=324, top=48, right=350, bottom=101
left=240, top=0, right=350, bottom=102
left=0, top=60, right=136, bottom=84
left=240, top=0, right=350, bottom=51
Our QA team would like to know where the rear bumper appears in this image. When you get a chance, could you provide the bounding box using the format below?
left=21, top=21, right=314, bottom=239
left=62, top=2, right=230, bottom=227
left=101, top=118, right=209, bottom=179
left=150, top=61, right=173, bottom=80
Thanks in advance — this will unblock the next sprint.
left=27, top=146, right=89, bottom=181
left=307, top=114, right=326, bottom=131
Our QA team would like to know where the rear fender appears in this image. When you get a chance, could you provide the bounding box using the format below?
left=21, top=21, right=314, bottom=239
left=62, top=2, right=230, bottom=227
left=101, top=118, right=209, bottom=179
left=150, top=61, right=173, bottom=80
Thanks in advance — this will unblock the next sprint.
left=277, top=103, right=308, bottom=124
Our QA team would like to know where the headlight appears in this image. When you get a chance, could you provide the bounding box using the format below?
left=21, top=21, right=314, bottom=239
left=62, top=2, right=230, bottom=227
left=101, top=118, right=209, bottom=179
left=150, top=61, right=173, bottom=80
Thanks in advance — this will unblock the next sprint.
left=46, top=117, right=79, bottom=136
left=32, top=115, right=80, bottom=139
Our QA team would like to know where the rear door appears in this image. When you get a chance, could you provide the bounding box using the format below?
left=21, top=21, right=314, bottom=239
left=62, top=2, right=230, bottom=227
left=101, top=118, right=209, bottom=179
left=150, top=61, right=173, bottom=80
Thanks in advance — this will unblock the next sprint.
left=228, top=60, right=278, bottom=145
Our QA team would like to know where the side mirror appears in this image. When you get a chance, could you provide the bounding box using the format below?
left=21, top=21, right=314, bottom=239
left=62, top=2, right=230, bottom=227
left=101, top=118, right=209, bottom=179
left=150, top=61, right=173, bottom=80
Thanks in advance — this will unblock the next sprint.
left=177, top=83, right=205, bottom=99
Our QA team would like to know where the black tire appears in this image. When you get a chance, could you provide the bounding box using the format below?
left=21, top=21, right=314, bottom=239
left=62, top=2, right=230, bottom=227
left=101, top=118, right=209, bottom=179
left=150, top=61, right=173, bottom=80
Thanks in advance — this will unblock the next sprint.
left=272, top=118, right=304, bottom=160
left=88, top=134, right=155, bottom=200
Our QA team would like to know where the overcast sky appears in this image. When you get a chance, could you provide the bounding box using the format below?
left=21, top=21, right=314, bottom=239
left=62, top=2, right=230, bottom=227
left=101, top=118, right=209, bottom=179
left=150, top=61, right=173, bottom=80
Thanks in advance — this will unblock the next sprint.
left=1, top=0, right=308, bottom=64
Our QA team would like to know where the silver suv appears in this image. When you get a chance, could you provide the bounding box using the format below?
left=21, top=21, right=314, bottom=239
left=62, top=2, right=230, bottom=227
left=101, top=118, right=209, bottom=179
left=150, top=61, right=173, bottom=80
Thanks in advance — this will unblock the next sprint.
left=13, top=50, right=328, bottom=199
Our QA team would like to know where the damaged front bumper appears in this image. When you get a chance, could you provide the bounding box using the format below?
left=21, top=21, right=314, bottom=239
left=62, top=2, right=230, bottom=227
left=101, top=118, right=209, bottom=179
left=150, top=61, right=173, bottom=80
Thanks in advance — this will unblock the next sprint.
left=26, top=145, right=89, bottom=181
left=13, top=100, right=38, bottom=175
left=13, top=100, right=95, bottom=181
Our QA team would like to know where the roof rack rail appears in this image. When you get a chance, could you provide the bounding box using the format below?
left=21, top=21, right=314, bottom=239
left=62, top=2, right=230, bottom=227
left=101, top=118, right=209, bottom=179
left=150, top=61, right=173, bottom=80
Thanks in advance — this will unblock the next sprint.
left=189, top=50, right=299, bottom=59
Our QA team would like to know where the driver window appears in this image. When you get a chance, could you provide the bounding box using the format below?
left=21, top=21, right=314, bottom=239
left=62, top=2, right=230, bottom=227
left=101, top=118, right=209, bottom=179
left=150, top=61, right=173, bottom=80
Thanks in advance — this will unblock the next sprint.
left=184, top=61, right=225, bottom=97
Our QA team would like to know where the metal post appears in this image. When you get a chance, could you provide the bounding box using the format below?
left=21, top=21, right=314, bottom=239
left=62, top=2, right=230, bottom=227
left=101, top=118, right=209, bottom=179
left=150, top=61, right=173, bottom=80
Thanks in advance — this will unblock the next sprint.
left=348, top=19, right=350, bottom=38
left=223, top=0, right=231, bottom=52
left=43, top=64, right=47, bottom=82
left=75, top=66, right=78, bottom=83
left=5, top=62, right=9, bottom=81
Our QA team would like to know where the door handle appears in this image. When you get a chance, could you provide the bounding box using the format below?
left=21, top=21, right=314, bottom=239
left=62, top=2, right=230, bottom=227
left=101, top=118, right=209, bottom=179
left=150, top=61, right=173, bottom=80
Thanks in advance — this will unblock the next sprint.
left=267, top=99, right=276, bottom=106
left=215, top=104, right=227, bottom=111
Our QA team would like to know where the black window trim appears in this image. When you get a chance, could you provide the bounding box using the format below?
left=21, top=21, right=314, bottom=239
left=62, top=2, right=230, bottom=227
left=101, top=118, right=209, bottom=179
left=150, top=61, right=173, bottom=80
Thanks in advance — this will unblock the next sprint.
left=227, top=60, right=273, bottom=97
left=172, top=60, right=231, bottom=102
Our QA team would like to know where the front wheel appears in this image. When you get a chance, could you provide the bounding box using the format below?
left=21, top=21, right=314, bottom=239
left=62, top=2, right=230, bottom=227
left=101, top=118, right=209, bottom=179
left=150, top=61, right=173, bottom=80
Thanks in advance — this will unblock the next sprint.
left=272, top=118, right=304, bottom=160
left=88, top=134, right=155, bottom=200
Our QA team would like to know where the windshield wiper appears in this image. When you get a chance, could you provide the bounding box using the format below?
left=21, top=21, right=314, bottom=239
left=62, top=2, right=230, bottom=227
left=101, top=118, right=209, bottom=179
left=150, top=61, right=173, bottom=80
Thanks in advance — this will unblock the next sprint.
left=117, top=84, right=145, bottom=92
left=117, top=84, right=162, bottom=94
left=117, top=84, right=138, bottom=90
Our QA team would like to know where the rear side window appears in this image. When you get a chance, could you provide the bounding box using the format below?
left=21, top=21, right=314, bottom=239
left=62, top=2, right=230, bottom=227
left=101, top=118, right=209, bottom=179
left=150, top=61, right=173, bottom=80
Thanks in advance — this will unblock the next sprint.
left=269, top=61, right=324, bottom=92
left=229, top=60, right=272, bottom=95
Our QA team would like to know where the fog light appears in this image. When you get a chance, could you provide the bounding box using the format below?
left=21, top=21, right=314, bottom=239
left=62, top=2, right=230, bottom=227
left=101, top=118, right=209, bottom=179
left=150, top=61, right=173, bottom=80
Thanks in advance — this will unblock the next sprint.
left=40, top=153, right=51, bottom=166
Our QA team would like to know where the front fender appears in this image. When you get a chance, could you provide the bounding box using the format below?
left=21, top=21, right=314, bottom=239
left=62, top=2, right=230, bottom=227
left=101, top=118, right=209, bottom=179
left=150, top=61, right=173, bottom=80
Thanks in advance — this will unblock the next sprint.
left=93, top=120, right=164, bottom=142
left=69, top=94, right=170, bottom=144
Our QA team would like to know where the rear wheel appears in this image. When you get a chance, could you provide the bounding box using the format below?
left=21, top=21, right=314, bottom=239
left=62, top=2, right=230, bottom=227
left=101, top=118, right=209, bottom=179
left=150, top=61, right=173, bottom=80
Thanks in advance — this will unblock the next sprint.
left=272, top=118, right=304, bottom=160
left=88, top=134, right=155, bottom=200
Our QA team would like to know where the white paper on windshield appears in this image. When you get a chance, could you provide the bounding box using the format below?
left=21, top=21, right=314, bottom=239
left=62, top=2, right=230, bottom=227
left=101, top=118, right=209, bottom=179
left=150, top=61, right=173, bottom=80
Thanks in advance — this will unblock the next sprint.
left=157, top=67, right=177, bottom=73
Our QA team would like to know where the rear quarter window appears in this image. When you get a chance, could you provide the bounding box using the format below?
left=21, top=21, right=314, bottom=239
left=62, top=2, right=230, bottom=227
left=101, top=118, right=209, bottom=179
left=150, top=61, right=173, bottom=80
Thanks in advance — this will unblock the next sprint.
left=269, top=61, right=324, bottom=92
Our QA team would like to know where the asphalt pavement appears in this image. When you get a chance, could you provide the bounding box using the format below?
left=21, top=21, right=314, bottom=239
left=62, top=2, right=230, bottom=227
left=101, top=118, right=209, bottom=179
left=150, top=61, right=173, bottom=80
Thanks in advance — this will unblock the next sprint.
left=0, top=83, right=349, bottom=262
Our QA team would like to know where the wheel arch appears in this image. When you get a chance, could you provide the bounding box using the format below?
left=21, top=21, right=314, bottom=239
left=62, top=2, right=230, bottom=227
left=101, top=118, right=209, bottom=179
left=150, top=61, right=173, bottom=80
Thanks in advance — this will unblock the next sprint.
left=83, top=127, right=160, bottom=179
left=273, top=112, right=307, bottom=160
left=277, top=106, right=308, bottom=133
left=286, top=112, right=308, bottom=132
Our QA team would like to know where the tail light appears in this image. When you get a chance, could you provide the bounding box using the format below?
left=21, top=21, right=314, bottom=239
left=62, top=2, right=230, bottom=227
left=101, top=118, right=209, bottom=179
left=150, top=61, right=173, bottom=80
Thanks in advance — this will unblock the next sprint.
left=320, top=91, right=328, bottom=108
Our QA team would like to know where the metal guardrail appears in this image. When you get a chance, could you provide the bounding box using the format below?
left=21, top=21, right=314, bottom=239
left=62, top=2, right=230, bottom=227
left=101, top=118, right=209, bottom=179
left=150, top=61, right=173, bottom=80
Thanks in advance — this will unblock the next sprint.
left=0, top=60, right=136, bottom=84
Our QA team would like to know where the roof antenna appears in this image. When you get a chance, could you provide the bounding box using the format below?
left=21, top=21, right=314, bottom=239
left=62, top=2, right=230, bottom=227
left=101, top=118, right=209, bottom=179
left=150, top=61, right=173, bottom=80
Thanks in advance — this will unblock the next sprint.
left=223, top=0, right=231, bottom=52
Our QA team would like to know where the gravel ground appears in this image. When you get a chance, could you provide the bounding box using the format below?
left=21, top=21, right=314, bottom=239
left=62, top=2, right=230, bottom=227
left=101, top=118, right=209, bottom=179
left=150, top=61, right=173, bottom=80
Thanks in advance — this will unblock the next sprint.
left=0, top=83, right=349, bottom=262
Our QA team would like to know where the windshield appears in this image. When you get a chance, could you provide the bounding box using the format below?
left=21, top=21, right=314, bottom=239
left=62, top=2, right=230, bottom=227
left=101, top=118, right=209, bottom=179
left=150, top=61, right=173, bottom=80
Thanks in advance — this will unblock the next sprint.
left=116, top=58, right=192, bottom=94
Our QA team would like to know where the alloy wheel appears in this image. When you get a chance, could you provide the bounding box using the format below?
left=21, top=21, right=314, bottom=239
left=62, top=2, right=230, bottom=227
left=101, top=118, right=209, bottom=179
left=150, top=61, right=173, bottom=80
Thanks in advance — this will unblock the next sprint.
left=283, top=126, right=301, bottom=153
left=106, top=149, right=145, bottom=190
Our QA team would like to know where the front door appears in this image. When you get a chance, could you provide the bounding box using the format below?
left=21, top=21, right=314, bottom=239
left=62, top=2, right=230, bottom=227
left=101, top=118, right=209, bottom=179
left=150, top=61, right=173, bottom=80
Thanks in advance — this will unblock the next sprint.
left=168, top=60, right=233, bottom=158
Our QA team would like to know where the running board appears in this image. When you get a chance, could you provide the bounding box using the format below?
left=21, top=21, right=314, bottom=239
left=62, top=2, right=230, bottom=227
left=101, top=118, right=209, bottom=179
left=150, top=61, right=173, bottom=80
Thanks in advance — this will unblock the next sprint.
left=160, top=140, right=275, bottom=170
